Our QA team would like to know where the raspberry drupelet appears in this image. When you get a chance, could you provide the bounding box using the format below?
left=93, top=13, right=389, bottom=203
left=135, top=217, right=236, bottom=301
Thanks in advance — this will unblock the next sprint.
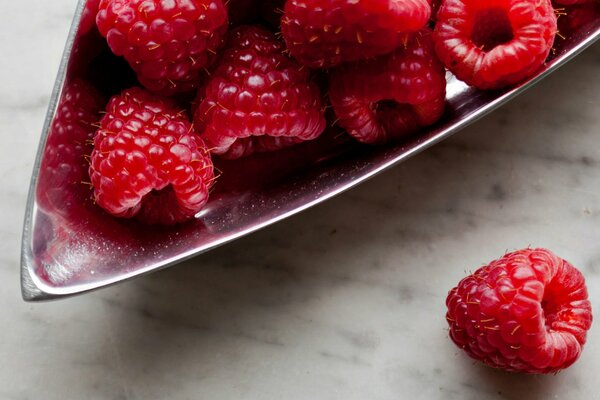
left=193, top=25, right=326, bottom=159
left=96, top=0, right=229, bottom=95
left=281, top=0, right=432, bottom=68
left=433, top=0, right=557, bottom=90
left=89, top=87, right=215, bottom=225
left=446, top=248, right=593, bottom=374
left=329, top=29, right=447, bottom=145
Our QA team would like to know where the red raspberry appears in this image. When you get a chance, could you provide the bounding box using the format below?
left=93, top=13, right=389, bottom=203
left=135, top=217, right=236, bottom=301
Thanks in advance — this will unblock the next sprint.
left=96, top=0, right=228, bottom=95
left=329, top=29, right=446, bottom=144
left=434, top=0, right=557, bottom=90
left=281, top=0, right=431, bottom=68
left=89, top=87, right=215, bottom=225
left=446, top=248, right=593, bottom=374
left=193, top=26, right=326, bottom=159
left=37, top=79, right=104, bottom=215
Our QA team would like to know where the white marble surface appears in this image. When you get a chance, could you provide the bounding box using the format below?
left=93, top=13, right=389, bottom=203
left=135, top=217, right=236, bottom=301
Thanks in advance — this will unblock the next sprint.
left=2, top=1, right=600, bottom=399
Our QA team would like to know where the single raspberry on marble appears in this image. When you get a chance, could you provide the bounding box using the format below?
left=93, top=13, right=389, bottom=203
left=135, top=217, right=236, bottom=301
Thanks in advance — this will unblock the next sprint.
left=37, top=79, right=104, bottom=214
left=434, top=0, right=557, bottom=90
left=281, top=0, right=431, bottom=68
left=96, top=0, right=228, bottom=95
left=446, top=248, right=593, bottom=374
left=193, top=25, right=326, bottom=159
left=329, top=29, right=446, bottom=144
left=89, top=87, right=215, bottom=225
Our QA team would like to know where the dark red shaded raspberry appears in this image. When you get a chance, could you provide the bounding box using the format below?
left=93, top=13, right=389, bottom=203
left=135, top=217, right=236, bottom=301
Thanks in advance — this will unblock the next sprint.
left=214, top=135, right=306, bottom=159
left=554, top=0, right=594, bottom=4
left=446, top=248, right=593, bottom=374
left=428, top=0, right=441, bottom=19
left=37, top=79, right=104, bottom=214
left=225, top=0, right=259, bottom=25
left=260, top=0, right=285, bottom=28
left=96, top=0, right=228, bottom=95
left=193, top=26, right=326, bottom=159
left=557, top=2, right=600, bottom=35
left=224, top=0, right=285, bottom=27
left=281, top=0, right=431, bottom=68
left=434, top=0, right=557, bottom=90
left=329, top=29, right=446, bottom=144
left=89, top=87, right=215, bottom=225
left=80, top=0, right=101, bottom=35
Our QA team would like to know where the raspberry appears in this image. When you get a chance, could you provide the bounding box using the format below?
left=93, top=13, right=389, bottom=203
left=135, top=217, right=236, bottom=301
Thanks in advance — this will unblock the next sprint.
left=281, top=0, right=431, bottom=68
left=329, top=29, right=446, bottom=144
left=37, top=79, right=104, bottom=215
left=96, top=0, right=228, bottom=95
left=89, top=87, right=215, bottom=225
left=446, top=248, right=593, bottom=374
left=193, top=26, right=326, bottom=159
left=434, top=0, right=557, bottom=90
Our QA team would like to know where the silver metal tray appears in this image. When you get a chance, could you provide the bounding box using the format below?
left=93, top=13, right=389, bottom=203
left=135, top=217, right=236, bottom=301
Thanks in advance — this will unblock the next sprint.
left=21, top=0, right=600, bottom=300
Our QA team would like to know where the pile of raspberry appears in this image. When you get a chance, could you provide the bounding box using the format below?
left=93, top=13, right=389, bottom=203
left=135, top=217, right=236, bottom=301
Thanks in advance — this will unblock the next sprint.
left=78, top=0, right=595, bottom=225
left=66, top=0, right=597, bottom=376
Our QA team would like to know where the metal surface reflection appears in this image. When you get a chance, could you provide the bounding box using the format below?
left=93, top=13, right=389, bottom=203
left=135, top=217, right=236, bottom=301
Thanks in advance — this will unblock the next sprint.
left=21, top=0, right=600, bottom=300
